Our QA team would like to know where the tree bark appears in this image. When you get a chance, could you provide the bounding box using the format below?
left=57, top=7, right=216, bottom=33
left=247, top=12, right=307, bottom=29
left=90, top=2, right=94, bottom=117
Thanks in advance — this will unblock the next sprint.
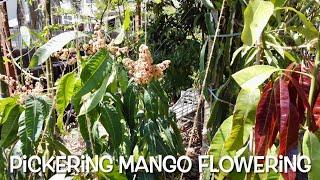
left=0, top=2, right=17, bottom=95
left=135, top=0, right=142, bottom=41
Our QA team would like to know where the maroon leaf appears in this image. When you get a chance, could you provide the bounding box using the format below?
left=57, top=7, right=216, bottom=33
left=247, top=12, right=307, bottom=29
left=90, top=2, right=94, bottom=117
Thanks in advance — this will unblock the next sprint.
left=313, top=94, right=320, bottom=128
left=255, top=82, right=277, bottom=156
left=279, top=78, right=300, bottom=156
left=279, top=78, right=300, bottom=180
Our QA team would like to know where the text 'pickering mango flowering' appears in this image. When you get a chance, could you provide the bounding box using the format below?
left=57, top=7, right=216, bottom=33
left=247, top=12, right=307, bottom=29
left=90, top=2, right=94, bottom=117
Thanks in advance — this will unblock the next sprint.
left=123, top=44, right=171, bottom=85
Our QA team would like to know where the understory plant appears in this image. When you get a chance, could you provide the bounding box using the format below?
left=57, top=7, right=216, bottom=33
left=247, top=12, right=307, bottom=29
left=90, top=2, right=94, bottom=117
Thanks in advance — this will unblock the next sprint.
left=0, top=30, right=184, bottom=179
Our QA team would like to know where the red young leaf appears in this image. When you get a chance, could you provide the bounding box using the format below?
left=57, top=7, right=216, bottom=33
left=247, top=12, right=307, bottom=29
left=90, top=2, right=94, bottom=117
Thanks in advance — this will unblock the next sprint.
left=254, top=82, right=277, bottom=156
left=279, top=78, right=300, bottom=156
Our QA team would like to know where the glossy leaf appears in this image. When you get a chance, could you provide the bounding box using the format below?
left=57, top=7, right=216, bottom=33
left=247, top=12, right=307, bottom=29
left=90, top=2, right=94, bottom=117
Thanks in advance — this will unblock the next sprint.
left=202, top=0, right=214, bottom=9
left=79, top=76, right=109, bottom=116
left=255, top=82, right=277, bottom=156
left=56, top=72, right=77, bottom=132
left=232, top=65, right=279, bottom=89
left=29, top=31, right=87, bottom=68
left=209, top=116, right=233, bottom=164
left=279, top=79, right=300, bottom=157
left=123, top=83, right=136, bottom=129
left=99, top=103, right=123, bottom=149
left=74, top=49, right=111, bottom=100
left=302, top=130, right=320, bottom=180
left=241, top=0, right=274, bottom=46
left=0, top=105, right=23, bottom=148
left=225, top=88, right=260, bottom=151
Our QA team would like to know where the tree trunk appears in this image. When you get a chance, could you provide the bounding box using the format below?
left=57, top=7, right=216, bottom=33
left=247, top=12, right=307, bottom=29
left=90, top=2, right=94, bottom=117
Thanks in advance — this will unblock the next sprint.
left=135, top=0, right=142, bottom=41
left=0, top=2, right=17, bottom=95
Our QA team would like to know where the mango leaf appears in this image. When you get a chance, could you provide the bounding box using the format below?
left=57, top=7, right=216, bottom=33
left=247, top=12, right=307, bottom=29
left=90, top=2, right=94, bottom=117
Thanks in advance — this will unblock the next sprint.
left=18, top=96, right=50, bottom=155
left=74, top=49, right=111, bottom=100
left=241, top=0, right=274, bottom=46
left=99, top=103, right=123, bottom=149
left=29, top=31, right=87, bottom=68
left=0, top=105, right=23, bottom=148
left=20, top=96, right=49, bottom=142
left=46, top=137, right=71, bottom=155
left=0, top=96, right=18, bottom=124
left=255, top=82, right=278, bottom=156
left=285, top=7, right=318, bottom=40
left=202, top=0, right=214, bottom=9
left=302, top=130, right=320, bottom=180
left=208, top=116, right=233, bottom=164
left=56, top=72, right=77, bottom=132
left=79, top=76, right=109, bottom=116
left=224, top=88, right=260, bottom=151
left=114, top=28, right=125, bottom=45
left=200, top=39, right=208, bottom=72
left=279, top=78, right=300, bottom=156
left=271, top=0, right=287, bottom=7
left=232, top=65, right=279, bottom=89
left=123, top=83, right=137, bottom=129
left=20, top=26, right=31, bottom=47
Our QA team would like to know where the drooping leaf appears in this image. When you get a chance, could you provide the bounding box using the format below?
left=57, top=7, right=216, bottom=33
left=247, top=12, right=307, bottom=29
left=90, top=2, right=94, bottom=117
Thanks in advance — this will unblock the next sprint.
left=241, top=0, right=274, bottom=46
left=99, top=103, right=123, bottom=149
left=46, top=137, right=71, bottom=155
left=20, top=96, right=49, bottom=142
left=232, top=65, right=279, bottom=89
left=225, top=88, right=260, bottom=151
left=79, top=76, right=109, bottom=116
left=209, top=116, right=233, bottom=164
left=279, top=78, right=300, bottom=157
left=255, top=82, right=278, bottom=156
left=271, top=0, right=287, bottom=7
left=29, top=31, right=87, bottom=68
left=302, top=130, right=320, bottom=180
left=56, top=72, right=77, bottom=132
left=20, top=26, right=31, bottom=47
left=200, top=39, right=208, bottom=72
left=114, top=28, right=125, bottom=45
left=0, top=96, right=18, bottom=124
left=123, top=83, right=136, bottom=130
left=202, top=0, right=214, bottom=9
left=0, top=105, right=23, bottom=148
left=285, top=7, right=318, bottom=40
left=74, top=49, right=111, bottom=100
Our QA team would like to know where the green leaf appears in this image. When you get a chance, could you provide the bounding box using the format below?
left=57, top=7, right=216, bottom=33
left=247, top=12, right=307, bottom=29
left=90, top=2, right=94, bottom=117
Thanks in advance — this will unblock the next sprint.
left=20, top=96, right=49, bottom=142
left=0, top=97, right=18, bottom=124
left=232, top=65, right=279, bottom=89
left=241, top=0, right=274, bottom=46
left=224, top=88, right=260, bottom=151
left=205, top=13, right=214, bottom=36
left=29, top=31, right=87, bottom=68
left=47, top=137, right=71, bottom=155
left=0, top=105, right=23, bottom=148
left=114, top=28, right=125, bottom=45
left=200, top=39, right=208, bottom=72
left=99, top=103, right=123, bottom=149
left=271, top=0, right=287, bottom=7
left=123, top=9, right=132, bottom=31
left=74, top=49, right=111, bottom=100
left=56, top=72, right=77, bottom=132
left=302, top=130, right=320, bottom=180
left=202, top=0, right=214, bottom=9
left=79, top=76, right=109, bottom=116
left=208, top=116, right=233, bottom=164
left=20, top=26, right=31, bottom=47
left=284, top=7, right=318, bottom=40
left=123, top=83, right=136, bottom=129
